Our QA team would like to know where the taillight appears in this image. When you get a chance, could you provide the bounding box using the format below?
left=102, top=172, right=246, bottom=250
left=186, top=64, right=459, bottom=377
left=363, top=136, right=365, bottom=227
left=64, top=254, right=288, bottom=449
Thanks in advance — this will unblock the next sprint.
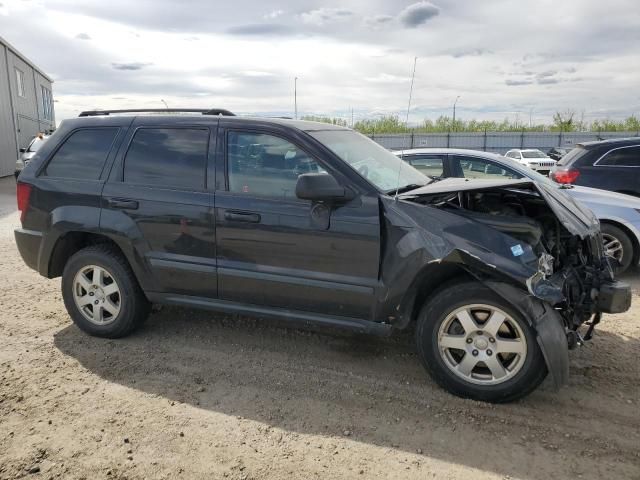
left=16, top=182, right=32, bottom=223
left=551, top=169, right=580, bottom=184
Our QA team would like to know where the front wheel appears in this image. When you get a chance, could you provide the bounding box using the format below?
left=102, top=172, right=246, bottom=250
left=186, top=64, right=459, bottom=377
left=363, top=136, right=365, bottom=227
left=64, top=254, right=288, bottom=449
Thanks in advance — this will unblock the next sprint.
left=601, top=224, right=633, bottom=274
left=416, top=281, right=547, bottom=403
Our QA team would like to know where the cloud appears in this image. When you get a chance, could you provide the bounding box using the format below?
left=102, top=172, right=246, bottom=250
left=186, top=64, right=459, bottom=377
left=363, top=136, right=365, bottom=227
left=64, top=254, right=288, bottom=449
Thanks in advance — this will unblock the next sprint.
left=264, top=9, right=284, bottom=20
left=451, top=48, right=493, bottom=58
left=75, top=32, right=91, bottom=40
left=300, top=8, right=353, bottom=26
left=505, top=79, right=534, bottom=86
left=536, top=70, right=557, bottom=78
left=227, top=23, right=295, bottom=36
left=398, top=1, right=440, bottom=28
left=111, top=62, right=152, bottom=71
left=364, top=14, right=394, bottom=28
left=537, top=77, right=560, bottom=85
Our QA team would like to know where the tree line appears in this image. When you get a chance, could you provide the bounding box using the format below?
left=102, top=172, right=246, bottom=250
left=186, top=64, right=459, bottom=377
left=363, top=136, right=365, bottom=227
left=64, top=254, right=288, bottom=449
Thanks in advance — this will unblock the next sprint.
left=301, top=112, right=640, bottom=134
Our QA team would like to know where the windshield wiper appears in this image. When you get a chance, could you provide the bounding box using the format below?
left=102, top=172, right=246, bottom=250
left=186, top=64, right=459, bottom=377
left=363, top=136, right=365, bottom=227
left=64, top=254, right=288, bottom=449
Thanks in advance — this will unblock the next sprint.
left=386, top=183, right=428, bottom=195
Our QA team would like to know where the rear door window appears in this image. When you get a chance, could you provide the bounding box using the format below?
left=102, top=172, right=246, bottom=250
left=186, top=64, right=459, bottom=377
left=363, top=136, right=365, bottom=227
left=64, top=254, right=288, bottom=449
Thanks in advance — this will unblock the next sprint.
left=453, top=155, right=523, bottom=180
left=597, top=146, right=640, bottom=167
left=404, top=155, right=445, bottom=177
left=44, top=128, right=118, bottom=179
left=123, top=128, right=209, bottom=189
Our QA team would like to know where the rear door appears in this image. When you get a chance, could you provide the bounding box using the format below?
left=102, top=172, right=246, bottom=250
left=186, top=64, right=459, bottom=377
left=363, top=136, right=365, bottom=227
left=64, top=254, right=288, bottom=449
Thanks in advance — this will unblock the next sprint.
left=101, top=118, right=217, bottom=297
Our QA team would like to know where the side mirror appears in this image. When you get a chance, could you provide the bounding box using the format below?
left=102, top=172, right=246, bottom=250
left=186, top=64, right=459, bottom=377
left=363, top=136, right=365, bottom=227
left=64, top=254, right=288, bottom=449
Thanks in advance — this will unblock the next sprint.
left=296, top=173, right=353, bottom=203
left=19, top=148, right=26, bottom=153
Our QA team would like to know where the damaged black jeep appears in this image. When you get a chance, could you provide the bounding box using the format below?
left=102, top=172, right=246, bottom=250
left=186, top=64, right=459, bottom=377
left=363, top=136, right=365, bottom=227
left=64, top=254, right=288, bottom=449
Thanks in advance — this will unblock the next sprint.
left=14, top=112, right=632, bottom=403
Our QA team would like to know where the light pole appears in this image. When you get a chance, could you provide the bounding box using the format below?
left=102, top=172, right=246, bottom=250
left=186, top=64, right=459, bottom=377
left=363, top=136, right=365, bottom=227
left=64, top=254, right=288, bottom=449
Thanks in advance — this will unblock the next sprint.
left=529, top=107, right=533, bottom=128
left=160, top=99, right=169, bottom=110
left=294, top=77, right=298, bottom=120
left=452, top=95, right=460, bottom=131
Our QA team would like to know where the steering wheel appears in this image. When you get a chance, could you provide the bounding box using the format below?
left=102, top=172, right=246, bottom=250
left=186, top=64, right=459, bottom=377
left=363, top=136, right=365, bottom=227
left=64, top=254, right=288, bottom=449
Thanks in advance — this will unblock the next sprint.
left=358, top=165, right=369, bottom=178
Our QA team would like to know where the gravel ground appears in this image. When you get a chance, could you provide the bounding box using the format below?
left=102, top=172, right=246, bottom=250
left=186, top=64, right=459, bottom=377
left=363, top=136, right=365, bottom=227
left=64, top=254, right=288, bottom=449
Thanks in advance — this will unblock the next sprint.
left=1, top=177, right=639, bottom=479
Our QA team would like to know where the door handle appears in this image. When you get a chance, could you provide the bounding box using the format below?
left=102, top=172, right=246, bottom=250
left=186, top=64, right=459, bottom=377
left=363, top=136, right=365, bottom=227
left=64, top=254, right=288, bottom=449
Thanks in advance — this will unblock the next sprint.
left=107, top=198, right=139, bottom=210
left=224, top=211, right=261, bottom=223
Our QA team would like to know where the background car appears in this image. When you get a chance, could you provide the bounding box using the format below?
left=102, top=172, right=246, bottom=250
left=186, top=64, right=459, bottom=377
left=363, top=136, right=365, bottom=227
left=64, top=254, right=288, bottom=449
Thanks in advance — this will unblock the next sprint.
left=549, top=138, right=640, bottom=197
left=395, top=148, right=640, bottom=273
left=547, top=147, right=570, bottom=160
left=15, top=133, right=49, bottom=178
left=504, top=148, right=557, bottom=175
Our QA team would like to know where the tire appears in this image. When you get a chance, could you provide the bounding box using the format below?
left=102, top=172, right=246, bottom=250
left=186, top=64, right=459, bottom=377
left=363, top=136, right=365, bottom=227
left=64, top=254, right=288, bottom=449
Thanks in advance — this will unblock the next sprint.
left=62, top=244, right=150, bottom=338
left=601, top=224, right=633, bottom=274
left=415, top=281, right=547, bottom=403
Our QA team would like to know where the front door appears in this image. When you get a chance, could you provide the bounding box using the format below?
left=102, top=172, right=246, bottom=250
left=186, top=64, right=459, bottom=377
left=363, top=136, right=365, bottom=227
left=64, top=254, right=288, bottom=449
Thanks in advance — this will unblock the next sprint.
left=214, top=128, right=380, bottom=320
left=101, top=123, right=217, bottom=297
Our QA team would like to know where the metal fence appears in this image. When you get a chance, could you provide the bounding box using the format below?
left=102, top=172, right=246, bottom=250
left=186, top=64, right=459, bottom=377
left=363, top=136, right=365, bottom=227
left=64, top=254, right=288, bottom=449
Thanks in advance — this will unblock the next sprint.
left=369, top=131, right=640, bottom=153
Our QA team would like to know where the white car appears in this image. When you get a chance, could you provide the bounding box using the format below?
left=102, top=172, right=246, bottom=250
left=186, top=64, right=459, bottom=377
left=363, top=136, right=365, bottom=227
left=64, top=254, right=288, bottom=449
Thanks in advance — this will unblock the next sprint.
left=504, top=149, right=556, bottom=175
left=15, top=134, right=50, bottom=178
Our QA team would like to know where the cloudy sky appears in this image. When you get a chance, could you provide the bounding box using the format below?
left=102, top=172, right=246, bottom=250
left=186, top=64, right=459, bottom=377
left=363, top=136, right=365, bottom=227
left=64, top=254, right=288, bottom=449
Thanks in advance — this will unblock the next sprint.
left=1, top=0, right=639, bottom=125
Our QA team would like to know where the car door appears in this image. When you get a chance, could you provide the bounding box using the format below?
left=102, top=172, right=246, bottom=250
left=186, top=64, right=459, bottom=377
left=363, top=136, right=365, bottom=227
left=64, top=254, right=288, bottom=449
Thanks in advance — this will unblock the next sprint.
left=101, top=119, right=217, bottom=298
left=213, top=126, right=380, bottom=320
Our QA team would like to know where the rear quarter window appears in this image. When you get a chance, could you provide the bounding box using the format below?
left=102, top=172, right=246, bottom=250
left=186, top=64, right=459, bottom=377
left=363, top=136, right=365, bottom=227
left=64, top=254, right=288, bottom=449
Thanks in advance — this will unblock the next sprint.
left=597, top=146, right=640, bottom=167
left=44, top=128, right=119, bottom=180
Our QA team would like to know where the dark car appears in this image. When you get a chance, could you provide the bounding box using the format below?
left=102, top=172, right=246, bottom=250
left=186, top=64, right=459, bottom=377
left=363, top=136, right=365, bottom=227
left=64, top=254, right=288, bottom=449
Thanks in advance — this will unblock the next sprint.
left=14, top=109, right=631, bottom=403
left=549, top=138, right=640, bottom=197
left=547, top=147, right=570, bottom=161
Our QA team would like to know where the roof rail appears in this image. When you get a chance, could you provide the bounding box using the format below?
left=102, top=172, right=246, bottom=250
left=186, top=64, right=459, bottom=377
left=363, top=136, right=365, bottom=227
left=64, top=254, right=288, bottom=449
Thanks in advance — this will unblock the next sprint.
left=78, top=108, right=235, bottom=117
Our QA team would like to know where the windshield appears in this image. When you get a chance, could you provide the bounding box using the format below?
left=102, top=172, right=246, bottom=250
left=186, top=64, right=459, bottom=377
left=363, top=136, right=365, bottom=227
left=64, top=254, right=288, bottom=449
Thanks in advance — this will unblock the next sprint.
left=309, top=130, right=429, bottom=193
left=521, top=150, right=547, bottom=158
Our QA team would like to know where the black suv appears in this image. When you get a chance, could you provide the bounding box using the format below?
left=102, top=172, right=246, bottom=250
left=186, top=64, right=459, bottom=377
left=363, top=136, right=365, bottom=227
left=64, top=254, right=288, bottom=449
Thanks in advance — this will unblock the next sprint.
left=14, top=109, right=631, bottom=403
left=550, top=138, right=640, bottom=196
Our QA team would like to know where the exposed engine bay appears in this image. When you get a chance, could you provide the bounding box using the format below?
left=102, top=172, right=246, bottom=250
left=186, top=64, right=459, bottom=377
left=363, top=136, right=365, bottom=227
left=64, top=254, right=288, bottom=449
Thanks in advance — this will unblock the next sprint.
left=404, top=181, right=630, bottom=344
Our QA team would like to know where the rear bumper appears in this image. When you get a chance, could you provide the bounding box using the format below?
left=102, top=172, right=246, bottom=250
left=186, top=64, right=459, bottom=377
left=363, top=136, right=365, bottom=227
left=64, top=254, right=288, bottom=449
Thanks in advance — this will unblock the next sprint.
left=597, top=280, right=632, bottom=314
left=14, top=228, right=43, bottom=272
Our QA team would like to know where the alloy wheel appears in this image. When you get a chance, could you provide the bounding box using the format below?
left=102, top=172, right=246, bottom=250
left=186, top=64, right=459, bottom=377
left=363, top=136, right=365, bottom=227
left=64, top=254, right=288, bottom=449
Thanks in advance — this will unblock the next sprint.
left=602, top=233, right=624, bottom=262
left=437, top=304, right=527, bottom=385
left=72, top=265, right=121, bottom=325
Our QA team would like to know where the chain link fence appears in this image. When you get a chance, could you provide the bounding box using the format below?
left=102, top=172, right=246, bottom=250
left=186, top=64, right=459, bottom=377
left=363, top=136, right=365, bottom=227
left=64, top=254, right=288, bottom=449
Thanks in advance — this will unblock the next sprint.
left=369, top=131, right=640, bottom=153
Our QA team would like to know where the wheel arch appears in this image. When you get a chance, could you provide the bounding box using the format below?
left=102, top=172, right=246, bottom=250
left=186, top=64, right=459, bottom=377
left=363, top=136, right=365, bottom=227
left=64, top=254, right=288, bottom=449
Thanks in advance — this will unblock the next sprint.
left=599, top=219, right=640, bottom=266
left=396, top=262, right=474, bottom=330
left=48, top=231, right=129, bottom=278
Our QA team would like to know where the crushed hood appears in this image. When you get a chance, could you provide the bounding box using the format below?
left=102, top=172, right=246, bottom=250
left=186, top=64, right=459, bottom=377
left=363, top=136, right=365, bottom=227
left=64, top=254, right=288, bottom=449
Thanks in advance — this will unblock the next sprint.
left=400, top=178, right=599, bottom=238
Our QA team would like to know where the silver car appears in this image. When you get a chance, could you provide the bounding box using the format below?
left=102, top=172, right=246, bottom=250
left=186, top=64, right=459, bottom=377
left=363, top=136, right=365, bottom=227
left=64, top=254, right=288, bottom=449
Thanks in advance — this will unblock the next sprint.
left=394, top=148, right=640, bottom=273
left=15, top=134, right=49, bottom=178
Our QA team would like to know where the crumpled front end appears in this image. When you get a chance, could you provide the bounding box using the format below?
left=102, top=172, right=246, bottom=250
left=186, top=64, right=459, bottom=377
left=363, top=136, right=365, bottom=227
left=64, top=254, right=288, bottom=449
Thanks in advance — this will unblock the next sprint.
left=393, top=177, right=632, bottom=349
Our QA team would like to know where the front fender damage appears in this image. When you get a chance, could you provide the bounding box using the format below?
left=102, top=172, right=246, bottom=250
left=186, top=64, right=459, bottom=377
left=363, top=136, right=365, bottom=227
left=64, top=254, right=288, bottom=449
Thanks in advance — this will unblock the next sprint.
left=483, top=281, right=569, bottom=389
left=416, top=248, right=569, bottom=389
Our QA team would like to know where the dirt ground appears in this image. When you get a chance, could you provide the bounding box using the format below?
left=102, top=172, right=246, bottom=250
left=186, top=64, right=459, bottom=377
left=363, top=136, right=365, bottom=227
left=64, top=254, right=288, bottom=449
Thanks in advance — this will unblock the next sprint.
left=0, top=177, right=638, bottom=480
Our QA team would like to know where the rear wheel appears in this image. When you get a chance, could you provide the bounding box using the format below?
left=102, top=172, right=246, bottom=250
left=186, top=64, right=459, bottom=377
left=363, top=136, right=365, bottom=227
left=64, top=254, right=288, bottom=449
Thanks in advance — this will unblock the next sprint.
left=416, top=281, right=547, bottom=403
left=62, top=245, right=150, bottom=338
left=601, top=224, right=633, bottom=274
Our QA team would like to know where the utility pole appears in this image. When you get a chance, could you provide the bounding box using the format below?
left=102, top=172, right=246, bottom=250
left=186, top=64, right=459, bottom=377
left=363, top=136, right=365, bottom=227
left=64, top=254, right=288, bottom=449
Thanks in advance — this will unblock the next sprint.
left=294, top=77, right=298, bottom=120
left=452, top=95, right=460, bottom=131
left=529, top=107, right=533, bottom=128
